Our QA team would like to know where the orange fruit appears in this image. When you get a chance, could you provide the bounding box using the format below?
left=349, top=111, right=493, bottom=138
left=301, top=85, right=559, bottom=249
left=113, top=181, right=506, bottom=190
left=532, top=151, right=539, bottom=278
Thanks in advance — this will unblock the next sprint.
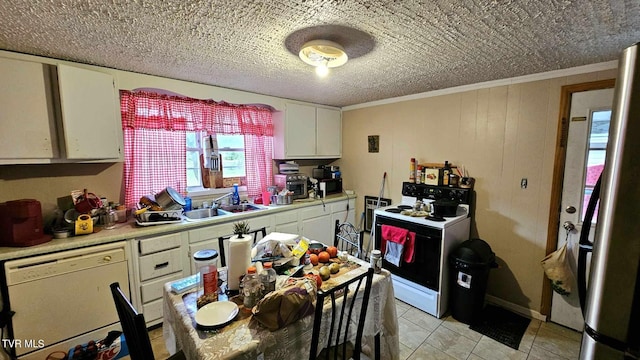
left=326, top=246, right=338, bottom=258
left=309, top=253, right=319, bottom=265
left=318, top=251, right=330, bottom=263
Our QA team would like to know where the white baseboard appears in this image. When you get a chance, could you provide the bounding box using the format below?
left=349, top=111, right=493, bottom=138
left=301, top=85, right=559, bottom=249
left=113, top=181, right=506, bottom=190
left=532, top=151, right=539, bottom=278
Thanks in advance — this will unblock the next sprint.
left=485, top=295, right=547, bottom=322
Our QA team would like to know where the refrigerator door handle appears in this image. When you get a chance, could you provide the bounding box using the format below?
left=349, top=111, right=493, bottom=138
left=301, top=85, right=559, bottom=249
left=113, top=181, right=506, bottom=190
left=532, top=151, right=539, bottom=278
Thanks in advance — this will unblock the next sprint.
left=577, top=173, right=602, bottom=313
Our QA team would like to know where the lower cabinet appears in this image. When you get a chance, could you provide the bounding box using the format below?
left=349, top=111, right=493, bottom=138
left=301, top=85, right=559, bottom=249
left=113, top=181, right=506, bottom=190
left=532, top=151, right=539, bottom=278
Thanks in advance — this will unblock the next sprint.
left=131, top=232, right=188, bottom=326
left=300, top=205, right=332, bottom=244
left=274, top=209, right=299, bottom=234
left=188, top=215, right=272, bottom=273
left=330, top=198, right=357, bottom=240
left=128, top=196, right=356, bottom=326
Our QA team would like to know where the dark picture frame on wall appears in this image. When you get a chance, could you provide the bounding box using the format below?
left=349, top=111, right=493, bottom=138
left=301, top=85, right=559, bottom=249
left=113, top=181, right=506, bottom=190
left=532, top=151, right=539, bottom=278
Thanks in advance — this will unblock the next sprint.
left=368, top=135, right=379, bottom=153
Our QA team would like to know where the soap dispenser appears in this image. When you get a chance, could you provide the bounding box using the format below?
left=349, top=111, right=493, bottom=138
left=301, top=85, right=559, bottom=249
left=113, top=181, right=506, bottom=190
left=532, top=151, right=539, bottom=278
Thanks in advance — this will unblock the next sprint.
left=232, top=184, right=240, bottom=205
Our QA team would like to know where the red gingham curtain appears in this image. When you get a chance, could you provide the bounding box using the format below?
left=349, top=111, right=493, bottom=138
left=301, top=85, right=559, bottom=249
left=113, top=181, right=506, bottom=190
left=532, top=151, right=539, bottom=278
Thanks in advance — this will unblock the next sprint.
left=120, top=90, right=274, bottom=208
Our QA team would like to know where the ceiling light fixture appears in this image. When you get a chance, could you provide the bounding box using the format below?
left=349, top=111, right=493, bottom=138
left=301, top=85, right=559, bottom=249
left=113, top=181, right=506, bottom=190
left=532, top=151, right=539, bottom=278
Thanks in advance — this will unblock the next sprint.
left=299, top=40, right=348, bottom=77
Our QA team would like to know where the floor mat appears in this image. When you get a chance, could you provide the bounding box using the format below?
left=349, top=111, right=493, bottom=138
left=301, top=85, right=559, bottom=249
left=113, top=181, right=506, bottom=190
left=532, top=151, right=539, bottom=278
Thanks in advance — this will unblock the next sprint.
left=469, top=305, right=531, bottom=350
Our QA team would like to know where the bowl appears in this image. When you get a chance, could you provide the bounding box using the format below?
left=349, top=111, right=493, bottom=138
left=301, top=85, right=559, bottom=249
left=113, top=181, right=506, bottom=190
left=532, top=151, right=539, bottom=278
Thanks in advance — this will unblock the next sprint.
left=308, top=243, right=325, bottom=255
left=271, top=194, right=293, bottom=205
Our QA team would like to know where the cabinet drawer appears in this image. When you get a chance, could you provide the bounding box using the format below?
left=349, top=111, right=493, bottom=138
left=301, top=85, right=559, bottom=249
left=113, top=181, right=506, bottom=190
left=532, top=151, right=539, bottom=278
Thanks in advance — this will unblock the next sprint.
left=274, top=211, right=298, bottom=225
left=189, top=222, right=235, bottom=243
left=139, top=232, right=183, bottom=255
left=139, top=248, right=182, bottom=281
left=142, top=298, right=163, bottom=323
left=275, top=222, right=298, bottom=234
left=300, top=205, right=328, bottom=219
left=140, top=272, right=184, bottom=303
left=250, top=215, right=271, bottom=230
left=330, top=199, right=355, bottom=213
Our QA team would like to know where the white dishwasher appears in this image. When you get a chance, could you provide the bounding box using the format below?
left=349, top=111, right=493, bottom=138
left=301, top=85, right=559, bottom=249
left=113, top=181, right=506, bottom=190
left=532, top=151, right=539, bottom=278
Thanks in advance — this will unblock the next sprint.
left=1, top=241, right=130, bottom=359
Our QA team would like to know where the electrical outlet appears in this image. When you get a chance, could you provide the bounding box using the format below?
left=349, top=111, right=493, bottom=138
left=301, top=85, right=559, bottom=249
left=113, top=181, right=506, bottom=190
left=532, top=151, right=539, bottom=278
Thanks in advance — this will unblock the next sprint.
left=521, top=178, right=528, bottom=189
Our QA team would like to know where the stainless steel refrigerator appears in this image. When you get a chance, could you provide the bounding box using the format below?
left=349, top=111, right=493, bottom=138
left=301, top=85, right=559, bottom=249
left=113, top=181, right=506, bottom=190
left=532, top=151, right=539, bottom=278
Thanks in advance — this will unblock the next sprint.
left=578, top=42, right=640, bottom=359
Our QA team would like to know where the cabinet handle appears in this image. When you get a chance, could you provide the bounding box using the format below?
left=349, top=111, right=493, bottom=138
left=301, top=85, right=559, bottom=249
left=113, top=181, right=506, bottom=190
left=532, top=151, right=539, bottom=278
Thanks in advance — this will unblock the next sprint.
left=154, top=262, right=169, bottom=270
left=103, top=256, right=112, bottom=262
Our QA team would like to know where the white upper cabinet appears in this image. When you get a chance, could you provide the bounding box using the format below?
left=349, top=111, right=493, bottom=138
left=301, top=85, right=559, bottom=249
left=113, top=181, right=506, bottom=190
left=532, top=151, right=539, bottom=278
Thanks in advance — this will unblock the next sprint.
left=273, top=102, right=342, bottom=159
left=0, top=55, right=123, bottom=164
left=57, top=64, right=122, bottom=160
left=0, top=57, right=58, bottom=160
left=316, top=107, right=342, bottom=157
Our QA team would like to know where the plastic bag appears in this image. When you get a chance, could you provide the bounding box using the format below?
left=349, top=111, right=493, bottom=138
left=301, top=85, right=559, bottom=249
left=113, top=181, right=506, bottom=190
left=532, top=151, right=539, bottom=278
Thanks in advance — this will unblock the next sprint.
left=252, top=278, right=317, bottom=331
left=541, top=242, right=575, bottom=296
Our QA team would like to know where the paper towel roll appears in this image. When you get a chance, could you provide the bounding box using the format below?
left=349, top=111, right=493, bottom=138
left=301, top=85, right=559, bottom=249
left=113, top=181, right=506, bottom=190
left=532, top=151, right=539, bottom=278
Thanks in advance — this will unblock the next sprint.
left=227, top=234, right=253, bottom=291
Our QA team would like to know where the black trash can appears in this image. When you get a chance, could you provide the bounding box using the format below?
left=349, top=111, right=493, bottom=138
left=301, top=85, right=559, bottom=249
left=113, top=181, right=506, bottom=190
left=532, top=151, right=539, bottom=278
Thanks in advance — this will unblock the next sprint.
left=449, top=238, right=497, bottom=324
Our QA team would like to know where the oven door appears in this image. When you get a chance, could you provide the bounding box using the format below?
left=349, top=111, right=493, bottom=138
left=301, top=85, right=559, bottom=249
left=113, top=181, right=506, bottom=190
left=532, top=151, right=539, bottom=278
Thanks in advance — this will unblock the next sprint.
left=286, top=181, right=308, bottom=199
left=374, top=215, right=442, bottom=291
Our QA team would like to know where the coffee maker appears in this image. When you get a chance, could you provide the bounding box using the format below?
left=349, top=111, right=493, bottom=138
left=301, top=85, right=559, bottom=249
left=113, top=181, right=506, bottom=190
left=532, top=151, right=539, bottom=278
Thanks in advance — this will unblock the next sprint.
left=0, top=199, right=52, bottom=247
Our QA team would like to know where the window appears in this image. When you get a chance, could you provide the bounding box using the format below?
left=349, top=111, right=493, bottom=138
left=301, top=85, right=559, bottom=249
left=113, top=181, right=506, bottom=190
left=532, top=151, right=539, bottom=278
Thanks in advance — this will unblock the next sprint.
left=581, top=109, right=611, bottom=221
left=120, top=90, right=274, bottom=208
left=186, top=133, right=246, bottom=188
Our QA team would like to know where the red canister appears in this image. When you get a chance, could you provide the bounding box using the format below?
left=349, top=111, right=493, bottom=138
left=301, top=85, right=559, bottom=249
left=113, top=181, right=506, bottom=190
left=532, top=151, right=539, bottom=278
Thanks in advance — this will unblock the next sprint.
left=193, top=250, right=219, bottom=295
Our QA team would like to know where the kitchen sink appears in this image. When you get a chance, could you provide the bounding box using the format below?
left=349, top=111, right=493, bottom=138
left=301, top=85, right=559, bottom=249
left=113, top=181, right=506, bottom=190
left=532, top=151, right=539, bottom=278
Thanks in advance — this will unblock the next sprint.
left=183, top=208, right=226, bottom=221
left=219, top=204, right=263, bottom=213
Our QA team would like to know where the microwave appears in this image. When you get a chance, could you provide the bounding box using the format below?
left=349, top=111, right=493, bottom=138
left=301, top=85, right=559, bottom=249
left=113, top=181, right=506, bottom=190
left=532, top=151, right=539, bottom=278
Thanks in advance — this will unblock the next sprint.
left=319, top=178, right=343, bottom=196
left=274, top=174, right=308, bottom=199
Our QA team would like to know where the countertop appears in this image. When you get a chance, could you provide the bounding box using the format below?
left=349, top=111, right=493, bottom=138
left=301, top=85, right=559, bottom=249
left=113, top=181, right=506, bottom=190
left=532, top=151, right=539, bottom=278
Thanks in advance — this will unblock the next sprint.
left=0, top=194, right=356, bottom=262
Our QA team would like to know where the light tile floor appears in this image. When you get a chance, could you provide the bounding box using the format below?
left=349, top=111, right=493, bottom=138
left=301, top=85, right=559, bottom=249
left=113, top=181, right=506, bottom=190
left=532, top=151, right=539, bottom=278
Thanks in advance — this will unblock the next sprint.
left=150, top=299, right=583, bottom=360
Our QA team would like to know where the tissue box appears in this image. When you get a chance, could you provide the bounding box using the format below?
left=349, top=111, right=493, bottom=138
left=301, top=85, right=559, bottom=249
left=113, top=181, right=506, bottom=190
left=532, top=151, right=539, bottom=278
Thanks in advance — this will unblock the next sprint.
left=67, top=333, right=129, bottom=360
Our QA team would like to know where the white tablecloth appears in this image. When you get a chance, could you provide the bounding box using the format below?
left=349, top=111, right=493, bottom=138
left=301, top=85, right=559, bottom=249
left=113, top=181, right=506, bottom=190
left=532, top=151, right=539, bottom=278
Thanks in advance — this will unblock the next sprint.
left=163, top=257, right=399, bottom=360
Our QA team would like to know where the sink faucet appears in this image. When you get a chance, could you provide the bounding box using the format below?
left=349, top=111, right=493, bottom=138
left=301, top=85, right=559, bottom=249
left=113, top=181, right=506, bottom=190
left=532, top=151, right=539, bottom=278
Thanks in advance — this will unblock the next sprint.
left=212, top=192, right=234, bottom=206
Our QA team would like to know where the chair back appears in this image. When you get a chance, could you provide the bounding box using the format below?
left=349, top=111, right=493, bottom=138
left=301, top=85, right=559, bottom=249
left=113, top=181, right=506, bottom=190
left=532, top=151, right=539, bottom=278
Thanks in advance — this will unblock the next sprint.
left=218, top=227, right=267, bottom=267
left=334, top=220, right=364, bottom=259
left=309, top=267, right=375, bottom=360
left=110, top=282, right=155, bottom=360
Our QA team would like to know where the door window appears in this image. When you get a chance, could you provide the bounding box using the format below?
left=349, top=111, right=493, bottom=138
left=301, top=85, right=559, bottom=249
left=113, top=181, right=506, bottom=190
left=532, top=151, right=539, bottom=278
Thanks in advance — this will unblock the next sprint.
left=581, top=110, right=611, bottom=221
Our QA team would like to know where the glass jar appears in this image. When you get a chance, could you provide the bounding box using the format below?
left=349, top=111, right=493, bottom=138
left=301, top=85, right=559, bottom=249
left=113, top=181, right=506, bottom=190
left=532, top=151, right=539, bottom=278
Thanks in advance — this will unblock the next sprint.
left=193, top=249, right=218, bottom=295
left=100, top=207, right=116, bottom=230
left=370, top=250, right=382, bottom=274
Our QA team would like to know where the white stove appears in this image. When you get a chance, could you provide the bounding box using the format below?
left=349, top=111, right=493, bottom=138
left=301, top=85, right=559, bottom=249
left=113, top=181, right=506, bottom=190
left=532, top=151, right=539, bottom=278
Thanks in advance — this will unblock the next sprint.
left=372, top=182, right=473, bottom=318
left=374, top=197, right=470, bottom=229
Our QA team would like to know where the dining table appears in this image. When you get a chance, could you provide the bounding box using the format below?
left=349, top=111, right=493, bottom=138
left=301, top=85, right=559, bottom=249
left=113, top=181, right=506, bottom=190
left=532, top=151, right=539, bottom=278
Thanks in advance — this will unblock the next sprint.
left=162, top=255, right=400, bottom=360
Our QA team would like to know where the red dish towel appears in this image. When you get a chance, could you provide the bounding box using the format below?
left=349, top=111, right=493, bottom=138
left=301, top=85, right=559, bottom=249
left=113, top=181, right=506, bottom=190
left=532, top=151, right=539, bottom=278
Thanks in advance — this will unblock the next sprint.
left=380, top=225, right=416, bottom=264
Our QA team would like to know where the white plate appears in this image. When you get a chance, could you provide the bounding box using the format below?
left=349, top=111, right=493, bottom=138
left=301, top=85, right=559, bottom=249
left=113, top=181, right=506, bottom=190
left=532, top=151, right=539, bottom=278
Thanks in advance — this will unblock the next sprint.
left=195, top=301, right=239, bottom=329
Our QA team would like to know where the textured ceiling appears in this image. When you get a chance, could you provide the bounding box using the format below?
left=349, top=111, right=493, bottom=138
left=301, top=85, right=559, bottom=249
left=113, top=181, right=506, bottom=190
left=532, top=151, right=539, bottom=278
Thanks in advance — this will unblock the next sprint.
left=1, top=0, right=639, bottom=107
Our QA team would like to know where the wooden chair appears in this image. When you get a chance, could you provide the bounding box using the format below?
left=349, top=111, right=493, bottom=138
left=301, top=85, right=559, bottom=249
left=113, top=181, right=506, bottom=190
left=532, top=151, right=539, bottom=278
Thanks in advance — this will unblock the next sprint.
left=334, top=220, right=364, bottom=260
left=218, top=227, right=267, bottom=267
left=110, top=282, right=185, bottom=360
left=309, top=267, right=379, bottom=360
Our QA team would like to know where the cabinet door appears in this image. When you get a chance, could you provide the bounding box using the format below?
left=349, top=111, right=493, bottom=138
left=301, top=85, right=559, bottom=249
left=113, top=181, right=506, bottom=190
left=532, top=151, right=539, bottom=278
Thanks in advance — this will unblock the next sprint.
left=301, top=204, right=332, bottom=244
left=189, top=239, right=223, bottom=274
left=316, top=107, right=342, bottom=157
left=57, top=64, right=122, bottom=160
left=284, top=103, right=316, bottom=157
left=0, top=57, right=58, bottom=160
left=330, top=199, right=356, bottom=225
left=302, top=214, right=332, bottom=244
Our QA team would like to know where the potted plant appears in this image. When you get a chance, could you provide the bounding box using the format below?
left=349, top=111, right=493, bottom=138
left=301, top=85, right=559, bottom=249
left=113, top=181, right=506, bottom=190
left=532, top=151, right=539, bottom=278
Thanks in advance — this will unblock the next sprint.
left=233, top=220, right=251, bottom=239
